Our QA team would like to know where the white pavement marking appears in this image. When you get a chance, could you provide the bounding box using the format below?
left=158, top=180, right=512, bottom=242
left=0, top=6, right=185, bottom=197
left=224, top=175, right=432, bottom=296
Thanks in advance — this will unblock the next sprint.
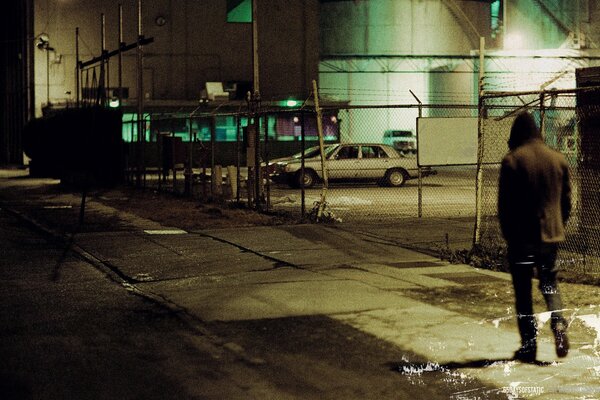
left=143, top=229, right=188, bottom=235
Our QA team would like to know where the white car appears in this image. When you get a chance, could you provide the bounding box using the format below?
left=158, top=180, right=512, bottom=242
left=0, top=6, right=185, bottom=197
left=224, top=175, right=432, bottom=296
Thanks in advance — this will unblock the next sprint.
left=383, top=130, right=417, bottom=154
left=269, top=143, right=435, bottom=188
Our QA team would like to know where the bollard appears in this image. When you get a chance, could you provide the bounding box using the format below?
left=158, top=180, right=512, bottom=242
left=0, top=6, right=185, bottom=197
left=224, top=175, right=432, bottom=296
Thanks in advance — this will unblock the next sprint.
left=211, top=164, right=223, bottom=200
left=226, top=165, right=237, bottom=200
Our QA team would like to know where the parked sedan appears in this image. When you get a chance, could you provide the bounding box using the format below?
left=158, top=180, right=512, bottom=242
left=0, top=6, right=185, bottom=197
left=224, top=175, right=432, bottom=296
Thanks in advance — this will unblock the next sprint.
left=269, top=143, right=435, bottom=188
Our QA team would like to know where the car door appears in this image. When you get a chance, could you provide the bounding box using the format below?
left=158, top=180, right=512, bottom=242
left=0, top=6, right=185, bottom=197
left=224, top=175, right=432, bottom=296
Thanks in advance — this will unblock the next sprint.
left=358, top=145, right=390, bottom=179
left=328, top=145, right=360, bottom=179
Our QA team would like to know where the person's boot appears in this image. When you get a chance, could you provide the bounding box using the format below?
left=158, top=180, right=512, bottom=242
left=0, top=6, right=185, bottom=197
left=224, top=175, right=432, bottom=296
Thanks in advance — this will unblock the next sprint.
left=514, top=315, right=537, bottom=363
left=513, top=337, right=537, bottom=363
left=552, top=320, right=569, bottom=358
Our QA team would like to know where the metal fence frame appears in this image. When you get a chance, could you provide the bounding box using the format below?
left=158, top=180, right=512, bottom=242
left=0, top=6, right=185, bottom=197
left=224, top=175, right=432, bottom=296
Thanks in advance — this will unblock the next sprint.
left=474, top=86, right=600, bottom=274
left=120, top=103, right=483, bottom=222
left=115, top=87, right=600, bottom=276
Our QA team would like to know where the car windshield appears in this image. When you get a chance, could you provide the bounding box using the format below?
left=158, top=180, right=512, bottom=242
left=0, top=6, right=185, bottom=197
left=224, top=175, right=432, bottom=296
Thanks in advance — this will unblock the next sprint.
left=385, top=131, right=413, bottom=138
left=290, top=145, right=334, bottom=159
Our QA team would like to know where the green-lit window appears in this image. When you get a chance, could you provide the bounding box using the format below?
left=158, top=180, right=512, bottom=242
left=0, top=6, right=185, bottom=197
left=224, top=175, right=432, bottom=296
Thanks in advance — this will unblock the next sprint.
left=227, top=0, right=252, bottom=23
left=491, top=0, right=501, bottom=39
left=122, top=113, right=151, bottom=143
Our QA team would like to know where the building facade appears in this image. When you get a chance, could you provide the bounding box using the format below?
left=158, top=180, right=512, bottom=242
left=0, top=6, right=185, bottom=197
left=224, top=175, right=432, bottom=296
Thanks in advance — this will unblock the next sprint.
left=33, top=0, right=319, bottom=115
left=3, top=0, right=600, bottom=165
left=317, top=0, right=600, bottom=143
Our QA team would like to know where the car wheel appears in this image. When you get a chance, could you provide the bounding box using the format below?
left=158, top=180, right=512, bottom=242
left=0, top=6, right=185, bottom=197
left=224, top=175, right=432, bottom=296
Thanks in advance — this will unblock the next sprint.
left=385, top=168, right=407, bottom=187
left=295, top=169, right=317, bottom=188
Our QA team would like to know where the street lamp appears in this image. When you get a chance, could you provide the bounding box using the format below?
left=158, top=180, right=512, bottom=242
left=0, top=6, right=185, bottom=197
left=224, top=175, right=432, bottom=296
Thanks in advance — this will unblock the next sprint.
left=35, top=33, right=55, bottom=107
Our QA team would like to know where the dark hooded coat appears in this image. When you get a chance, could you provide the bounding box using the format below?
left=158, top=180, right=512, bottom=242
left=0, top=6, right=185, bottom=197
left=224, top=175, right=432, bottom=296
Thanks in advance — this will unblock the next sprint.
left=498, top=112, right=572, bottom=246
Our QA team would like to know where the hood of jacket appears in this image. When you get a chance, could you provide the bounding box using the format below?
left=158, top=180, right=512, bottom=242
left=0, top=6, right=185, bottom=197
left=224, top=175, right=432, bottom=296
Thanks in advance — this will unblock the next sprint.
left=508, top=111, right=542, bottom=150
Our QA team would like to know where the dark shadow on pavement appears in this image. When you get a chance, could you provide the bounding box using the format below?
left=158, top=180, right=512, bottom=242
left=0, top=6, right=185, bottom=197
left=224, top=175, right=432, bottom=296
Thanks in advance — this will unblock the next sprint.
left=387, top=357, right=556, bottom=373
left=52, top=233, right=74, bottom=281
left=440, top=358, right=556, bottom=368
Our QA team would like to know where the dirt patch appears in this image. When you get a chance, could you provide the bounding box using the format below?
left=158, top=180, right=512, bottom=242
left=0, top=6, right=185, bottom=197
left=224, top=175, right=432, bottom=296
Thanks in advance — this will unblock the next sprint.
left=92, top=186, right=300, bottom=231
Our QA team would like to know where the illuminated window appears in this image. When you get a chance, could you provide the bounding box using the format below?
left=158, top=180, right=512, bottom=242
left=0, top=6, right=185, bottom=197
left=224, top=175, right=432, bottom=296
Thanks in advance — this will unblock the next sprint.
left=491, top=0, right=501, bottom=39
left=227, top=0, right=252, bottom=23
left=122, top=113, right=151, bottom=143
left=121, top=112, right=339, bottom=144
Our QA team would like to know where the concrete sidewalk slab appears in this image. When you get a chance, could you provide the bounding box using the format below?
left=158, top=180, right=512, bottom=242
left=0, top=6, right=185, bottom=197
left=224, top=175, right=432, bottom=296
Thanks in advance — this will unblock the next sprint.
left=204, top=225, right=439, bottom=268
left=148, top=279, right=425, bottom=321
left=335, top=306, right=600, bottom=399
left=75, top=231, right=281, bottom=281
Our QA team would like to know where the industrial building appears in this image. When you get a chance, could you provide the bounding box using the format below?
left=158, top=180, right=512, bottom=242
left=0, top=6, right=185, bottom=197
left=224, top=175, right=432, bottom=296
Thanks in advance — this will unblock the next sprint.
left=2, top=0, right=600, bottom=165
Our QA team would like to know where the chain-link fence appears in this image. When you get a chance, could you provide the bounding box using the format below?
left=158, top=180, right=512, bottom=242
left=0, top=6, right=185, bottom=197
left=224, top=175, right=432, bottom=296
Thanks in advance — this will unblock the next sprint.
left=122, top=110, right=250, bottom=201
left=118, top=90, right=600, bottom=276
left=117, top=103, right=483, bottom=253
left=475, top=88, right=600, bottom=275
left=119, top=104, right=482, bottom=223
left=121, top=108, right=338, bottom=211
left=311, top=105, right=479, bottom=223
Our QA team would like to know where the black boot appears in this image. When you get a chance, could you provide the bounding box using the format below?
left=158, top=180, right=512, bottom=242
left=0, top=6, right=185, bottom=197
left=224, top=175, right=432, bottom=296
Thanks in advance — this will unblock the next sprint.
left=551, top=317, right=569, bottom=358
left=514, top=315, right=537, bottom=363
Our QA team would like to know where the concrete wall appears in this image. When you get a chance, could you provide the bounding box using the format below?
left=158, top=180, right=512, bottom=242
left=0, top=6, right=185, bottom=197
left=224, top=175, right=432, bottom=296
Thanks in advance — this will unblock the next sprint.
left=505, top=0, right=581, bottom=49
left=318, top=0, right=490, bottom=108
left=318, top=0, right=600, bottom=107
left=588, top=0, right=600, bottom=48
left=33, top=0, right=319, bottom=116
left=320, top=0, right=491, bottom=56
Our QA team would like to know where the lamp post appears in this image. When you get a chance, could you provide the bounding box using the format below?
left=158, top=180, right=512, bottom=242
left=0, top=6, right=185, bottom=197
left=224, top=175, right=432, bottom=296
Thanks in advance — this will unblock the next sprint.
left=35, top=34, right=54, bottom=107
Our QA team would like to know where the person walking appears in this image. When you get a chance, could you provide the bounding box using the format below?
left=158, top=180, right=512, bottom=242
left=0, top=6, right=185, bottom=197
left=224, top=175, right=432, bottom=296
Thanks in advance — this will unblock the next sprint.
left=498, top=111, right=571, bottom=363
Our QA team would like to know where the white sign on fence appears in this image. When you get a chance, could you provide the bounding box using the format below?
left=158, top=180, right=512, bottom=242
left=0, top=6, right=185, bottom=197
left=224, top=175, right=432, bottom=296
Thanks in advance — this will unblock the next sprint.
left=417, top=117, right=479, bottom=166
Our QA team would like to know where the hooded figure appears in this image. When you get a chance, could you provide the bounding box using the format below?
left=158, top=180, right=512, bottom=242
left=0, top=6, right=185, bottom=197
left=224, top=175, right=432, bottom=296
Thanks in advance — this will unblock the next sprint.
left=499, top=111, right=571, bottom=246
left=498, top=111, right=571, bottom=363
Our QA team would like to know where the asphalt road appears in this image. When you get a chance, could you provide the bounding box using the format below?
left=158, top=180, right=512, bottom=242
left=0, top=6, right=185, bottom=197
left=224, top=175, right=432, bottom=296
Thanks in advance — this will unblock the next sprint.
left=267, top=167, right=484, bottom=221
left=0, top=208, right=276, bottom=400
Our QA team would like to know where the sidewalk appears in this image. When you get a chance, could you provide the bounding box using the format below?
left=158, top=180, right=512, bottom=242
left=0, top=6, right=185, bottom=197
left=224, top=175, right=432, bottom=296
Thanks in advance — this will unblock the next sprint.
left=2, top=170, right=600, bottom=399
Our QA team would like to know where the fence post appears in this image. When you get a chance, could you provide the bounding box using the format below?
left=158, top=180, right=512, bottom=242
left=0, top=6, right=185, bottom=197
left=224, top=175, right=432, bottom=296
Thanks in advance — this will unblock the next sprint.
left=246, top=115, right=255, bottom=208
left=142, top=118, right=147, bottom=188
left=473, top=95, right=485, bottom=246
left=264, top=113, right=270, bottom=211
left=313, top=80, right=329, bottom=220
left=254, top=114, right=261, bottom=211
left=540, top=92, right=546, bottom=139
left=210, top=115, right=216, bottom=199
left=157, top=127, right=162, bottom=191
left=184, top=115, right=193, bottom=196
left=473, top=37, right=486, bottom=245
left=301, top=111, right=306, bottom=218
left=410, top=90, right=423, bottom=218
left=236, top=115, right=241, bottom=202
left=417, top=103, right=423, bottom=218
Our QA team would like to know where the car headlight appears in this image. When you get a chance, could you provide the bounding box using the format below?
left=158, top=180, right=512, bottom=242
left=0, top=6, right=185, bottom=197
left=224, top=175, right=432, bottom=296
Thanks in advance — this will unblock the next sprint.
left=285, top=163, right=302, bottom=173
left=266, top=162, right=282, bottom=174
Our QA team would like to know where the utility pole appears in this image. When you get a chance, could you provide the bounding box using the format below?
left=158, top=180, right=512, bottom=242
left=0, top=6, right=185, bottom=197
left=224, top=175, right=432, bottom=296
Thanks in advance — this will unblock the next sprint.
left=136, top=0, right=144, bottom=187
left=118, top=4, right=124, bottom=105
left=250, top=0, right=262, bottom=210
left=76, top=28, right=80, bottom=107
